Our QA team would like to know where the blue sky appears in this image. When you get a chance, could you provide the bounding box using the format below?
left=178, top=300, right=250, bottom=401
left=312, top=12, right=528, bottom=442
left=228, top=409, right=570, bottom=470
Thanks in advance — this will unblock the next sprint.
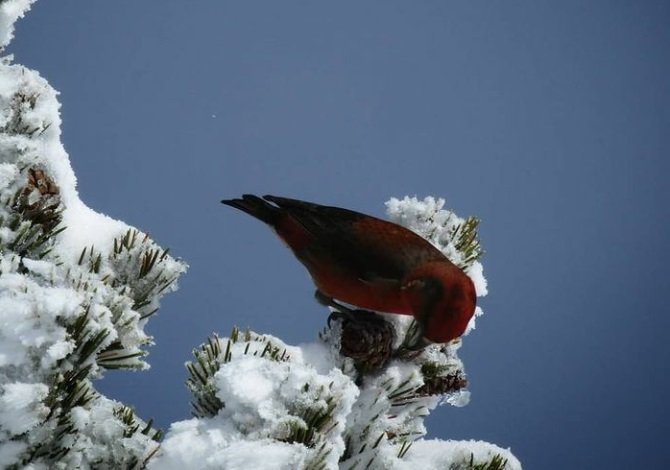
left=9, top=2, right=670, bottom=468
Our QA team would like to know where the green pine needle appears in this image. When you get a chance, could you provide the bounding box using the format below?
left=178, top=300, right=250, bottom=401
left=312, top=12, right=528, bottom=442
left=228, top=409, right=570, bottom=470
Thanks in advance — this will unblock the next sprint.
left=464, top=453, right=509, bottom=470
left=451, top=216, right=484, bottom=269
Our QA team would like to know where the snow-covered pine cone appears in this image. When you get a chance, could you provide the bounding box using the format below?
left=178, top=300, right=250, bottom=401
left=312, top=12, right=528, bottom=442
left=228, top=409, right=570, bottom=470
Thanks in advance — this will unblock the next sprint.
left=15, top=167, right=61, bottom=231
left=416, top=371, right=468, bottom=396
left=335, top=309, right=395, bottom=374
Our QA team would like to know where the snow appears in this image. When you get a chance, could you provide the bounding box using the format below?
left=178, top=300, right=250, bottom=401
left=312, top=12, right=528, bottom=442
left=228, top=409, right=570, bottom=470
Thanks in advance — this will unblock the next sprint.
left=0, top=3, right=520, bottom=469
left=0, top=382, right=48, bottom=436
left=152, top=419, right=309, bottom=470
left=154, top=321, right=498, bottom=469
left=399, top=439, right=522, bottom=470
left=156, top=333, right=359, bottom=470
left=0, top=270, right=84, bottom=369
left=0, top=0, right=34, bottom=49
left=0, top=162, right=18, bottom=187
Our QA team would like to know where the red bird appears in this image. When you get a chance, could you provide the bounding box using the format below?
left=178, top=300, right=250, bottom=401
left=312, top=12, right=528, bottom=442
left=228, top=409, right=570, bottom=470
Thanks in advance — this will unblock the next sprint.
left=221, top=195, right=476, bottom=348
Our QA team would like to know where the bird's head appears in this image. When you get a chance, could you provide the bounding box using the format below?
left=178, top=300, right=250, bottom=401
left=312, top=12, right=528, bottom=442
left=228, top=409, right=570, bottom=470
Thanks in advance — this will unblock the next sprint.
left=401, top=261, right=477, bottom=348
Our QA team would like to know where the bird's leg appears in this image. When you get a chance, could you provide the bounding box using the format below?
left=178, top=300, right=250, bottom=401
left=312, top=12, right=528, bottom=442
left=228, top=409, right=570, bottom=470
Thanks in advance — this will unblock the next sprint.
left=314, top=289, right=334, bottom=307
left=315, top=290, right=357, bottom=324
left=314, top=290, right=356, bottom=314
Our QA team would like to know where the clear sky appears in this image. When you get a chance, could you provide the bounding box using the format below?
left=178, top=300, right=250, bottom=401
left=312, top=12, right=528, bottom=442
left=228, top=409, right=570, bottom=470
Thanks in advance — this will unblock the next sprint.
left=9, top=1, right=670, bottom=468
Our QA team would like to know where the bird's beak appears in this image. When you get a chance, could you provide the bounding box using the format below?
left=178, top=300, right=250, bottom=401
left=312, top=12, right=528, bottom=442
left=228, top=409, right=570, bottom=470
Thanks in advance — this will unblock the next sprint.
left=405, top=335, right=433, bottom=351
left=402, top=321, right=433, bottom=351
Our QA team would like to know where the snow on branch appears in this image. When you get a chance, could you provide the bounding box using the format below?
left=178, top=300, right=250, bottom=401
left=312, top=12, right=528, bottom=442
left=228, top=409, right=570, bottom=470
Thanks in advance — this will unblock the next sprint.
left=0, top=0, right=35, bottom=50
left=0, top=3, right=186, bottom=467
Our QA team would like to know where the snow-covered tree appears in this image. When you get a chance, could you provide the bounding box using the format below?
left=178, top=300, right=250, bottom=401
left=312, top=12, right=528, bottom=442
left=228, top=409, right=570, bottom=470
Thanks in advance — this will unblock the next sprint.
left=0, top=2, right=521, bottom=469
left=0, top=2, right=186, bottom=467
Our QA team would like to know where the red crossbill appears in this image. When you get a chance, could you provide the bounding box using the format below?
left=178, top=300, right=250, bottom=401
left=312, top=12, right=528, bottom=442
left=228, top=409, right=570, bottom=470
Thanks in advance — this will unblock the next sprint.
left=221, top=195, right=476, bottom=348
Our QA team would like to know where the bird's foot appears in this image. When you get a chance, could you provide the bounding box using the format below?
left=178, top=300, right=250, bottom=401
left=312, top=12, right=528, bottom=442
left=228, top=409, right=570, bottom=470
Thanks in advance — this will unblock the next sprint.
left=327, top=309, right=355, bottom=327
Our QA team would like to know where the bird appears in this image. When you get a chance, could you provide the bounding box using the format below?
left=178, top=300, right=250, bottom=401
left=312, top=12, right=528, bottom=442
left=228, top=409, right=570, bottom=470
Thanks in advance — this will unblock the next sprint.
left=221, top=195, right=476, bottom=349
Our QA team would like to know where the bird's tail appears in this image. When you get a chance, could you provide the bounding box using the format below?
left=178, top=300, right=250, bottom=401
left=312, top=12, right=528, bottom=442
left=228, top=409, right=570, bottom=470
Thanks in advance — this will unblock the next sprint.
left=221, top=194, right=280, bottom=226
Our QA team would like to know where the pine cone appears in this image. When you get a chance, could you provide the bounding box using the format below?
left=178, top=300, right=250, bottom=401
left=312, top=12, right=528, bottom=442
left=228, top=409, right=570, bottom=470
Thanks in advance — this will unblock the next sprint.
left=416, top=371, right=468, bottom=396
left=336, top=309, right=395, bottom=374
left=27, top=168, right=59, bottom=197
left=15, top=168, right=61, bottom=231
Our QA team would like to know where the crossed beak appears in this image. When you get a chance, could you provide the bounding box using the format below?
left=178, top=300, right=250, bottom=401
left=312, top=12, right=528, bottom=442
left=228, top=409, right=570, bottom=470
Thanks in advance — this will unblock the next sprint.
left=402, top=321, right=434, bottom=351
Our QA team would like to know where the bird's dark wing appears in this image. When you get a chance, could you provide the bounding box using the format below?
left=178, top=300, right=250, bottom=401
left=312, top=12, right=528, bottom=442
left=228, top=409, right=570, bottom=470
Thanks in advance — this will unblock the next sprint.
left=262, top=195, right=445, bottom=282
